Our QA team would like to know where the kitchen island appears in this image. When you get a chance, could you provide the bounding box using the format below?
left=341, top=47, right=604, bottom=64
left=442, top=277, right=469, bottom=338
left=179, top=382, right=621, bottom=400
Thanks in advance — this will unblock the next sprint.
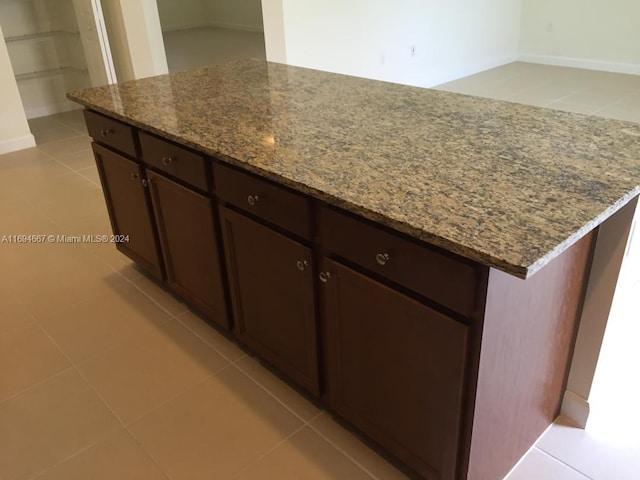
left=68, top=60, right=640, bottom=480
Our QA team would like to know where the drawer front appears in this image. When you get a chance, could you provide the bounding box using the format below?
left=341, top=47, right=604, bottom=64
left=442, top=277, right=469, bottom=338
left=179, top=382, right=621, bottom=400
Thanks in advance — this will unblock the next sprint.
left=318, top=206, right=478, bottom=316
left=213, top=162, right=311, bottom=239
left=140, top=132, right=208, bottom=192
left=84, top=110, right=138, bottom=157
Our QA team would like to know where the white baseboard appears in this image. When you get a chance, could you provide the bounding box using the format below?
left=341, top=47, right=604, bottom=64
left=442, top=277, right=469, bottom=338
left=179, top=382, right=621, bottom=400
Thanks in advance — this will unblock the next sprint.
left=25, top=101, right=80, bottom=120
left=160, top=22, right=211, bottom=33
left=560, top=390, right=590, bottom=428
left=430, top=54, right=518, bottom=87
left=208, top=22, right=264, bottom=34
left=518, top=53, right=640, bottom=76
left=0, top=133, right=36, bottom=155
left=162, top=22, right=263, bottom=34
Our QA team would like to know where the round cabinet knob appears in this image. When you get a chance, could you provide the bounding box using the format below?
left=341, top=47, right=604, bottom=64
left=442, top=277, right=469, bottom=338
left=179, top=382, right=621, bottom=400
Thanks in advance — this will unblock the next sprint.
left=141, top=179, right=149, bottom=188
left=296, top=260, right=309, bottom=271
left=131, top=172, right=140, bottom=181
left=319, top=272, right=331, bottom=283
left=162, top=156, right=173, bottom=166
left=247, top=194, right=260, bottom=206
left=376, top=253, right=390, bottom=266
left=100, top=129, right=111, bottom=137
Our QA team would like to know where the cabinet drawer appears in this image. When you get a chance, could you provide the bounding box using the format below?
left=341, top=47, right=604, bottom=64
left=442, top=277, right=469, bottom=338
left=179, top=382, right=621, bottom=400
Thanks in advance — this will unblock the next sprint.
left=140, top=132, right=208, bottom=192
left=318, top=206, right=479, bottom=317
left=214, top=163, right=311, bottom=240
left=84, top=110, right=138, bottom=157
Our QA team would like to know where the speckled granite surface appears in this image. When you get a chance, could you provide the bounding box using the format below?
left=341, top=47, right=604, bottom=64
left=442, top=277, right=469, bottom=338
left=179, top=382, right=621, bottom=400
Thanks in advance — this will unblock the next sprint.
left=68, top=60, right=640, bottom=278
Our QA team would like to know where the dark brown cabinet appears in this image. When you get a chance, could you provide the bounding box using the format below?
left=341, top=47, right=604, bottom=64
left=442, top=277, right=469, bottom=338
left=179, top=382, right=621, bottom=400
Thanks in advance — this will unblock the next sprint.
left=89, top=117, right=230, bottom=329
left=219, top=206, right=320, bottom=395
left=84, top=108, right=596, bottom=480
left=93, top=143, right=164, bottom=280
left=85, top=110, right=138, bottom=157
left=147, top=171, right=229, bottom=329
left=319, top=257, right=468, bottom=480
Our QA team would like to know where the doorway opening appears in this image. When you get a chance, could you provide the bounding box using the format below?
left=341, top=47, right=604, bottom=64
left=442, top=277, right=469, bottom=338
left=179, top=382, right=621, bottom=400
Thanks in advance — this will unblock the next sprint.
left=155, top=0, right=266, bottom=73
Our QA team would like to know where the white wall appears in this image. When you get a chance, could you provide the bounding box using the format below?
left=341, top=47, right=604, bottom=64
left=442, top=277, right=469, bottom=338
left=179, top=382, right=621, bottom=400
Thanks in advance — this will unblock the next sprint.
left=101, top=0, right=135, bottom=81
left=0, top=25, right=35, bottom=154
left=116, top=0, right=168, bottom=80
left=261, top=0, right=286, bottom=63
left=156, top=0, right=208, bottom=31
left=519, top=0, right=640, bottom=74
left=207, top=0, right=263, bottom=32
left=278, top=0, right=522, bottom=88
left=156, top=0, right=263, bottom=32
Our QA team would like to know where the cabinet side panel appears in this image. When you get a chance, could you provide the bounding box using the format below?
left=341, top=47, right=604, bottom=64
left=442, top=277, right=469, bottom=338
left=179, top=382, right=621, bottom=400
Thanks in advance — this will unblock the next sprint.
left=467, top=231, right=595, bottom=480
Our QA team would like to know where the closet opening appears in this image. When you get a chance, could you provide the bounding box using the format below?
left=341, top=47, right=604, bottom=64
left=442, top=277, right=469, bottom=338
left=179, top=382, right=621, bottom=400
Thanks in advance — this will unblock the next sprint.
left=0, top=0, right=116, bottom=120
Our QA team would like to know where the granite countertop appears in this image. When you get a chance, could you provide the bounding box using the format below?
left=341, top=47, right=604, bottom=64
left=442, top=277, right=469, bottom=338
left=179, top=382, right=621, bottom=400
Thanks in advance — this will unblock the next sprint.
left=67, top=60, right=640, bottom=278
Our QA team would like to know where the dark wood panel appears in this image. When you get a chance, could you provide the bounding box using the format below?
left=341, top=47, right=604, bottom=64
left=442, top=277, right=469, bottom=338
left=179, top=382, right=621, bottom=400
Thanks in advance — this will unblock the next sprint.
left=321, top=258, right=468, bottom=480
left=466, top=231, right=596, bottom=480
left=318, top=205, right=479, bottom=317
left=85, top=110, right=138, bottom=157
left=92, top=143, right=163, bottom=280
left=147, top=170, right=229, bottom=330
left=219, top=206, right=319, bottom=394
left=214, top=162, right=311, bottom=239
left=140, top=132, right=209, bottom=192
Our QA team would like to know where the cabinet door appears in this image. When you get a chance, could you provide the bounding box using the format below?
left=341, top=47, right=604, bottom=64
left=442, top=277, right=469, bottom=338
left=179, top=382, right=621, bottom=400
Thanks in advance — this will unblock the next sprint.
left=320, top=258, right=468, bottom=480
left=147, top=170, right=229, bottom=330
left=219, top=206, right=319, bottom=395
left=93, top=143, right=163, bottom=280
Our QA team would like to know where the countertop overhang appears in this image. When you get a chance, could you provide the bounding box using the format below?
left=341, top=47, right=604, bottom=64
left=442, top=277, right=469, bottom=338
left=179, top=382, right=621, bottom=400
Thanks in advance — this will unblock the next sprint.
left=67, top=60, right=640, bottom=278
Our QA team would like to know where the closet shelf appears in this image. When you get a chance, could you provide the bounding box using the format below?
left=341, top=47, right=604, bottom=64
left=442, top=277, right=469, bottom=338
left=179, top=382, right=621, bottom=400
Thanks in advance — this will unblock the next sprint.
left=15, top=66, right=88, bottom=81
left=4, top=30, right=79, bottom=43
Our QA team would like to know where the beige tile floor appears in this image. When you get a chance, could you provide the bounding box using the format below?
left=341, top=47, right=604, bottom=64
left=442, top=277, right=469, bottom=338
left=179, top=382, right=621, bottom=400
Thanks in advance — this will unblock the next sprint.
left=437, top=61, right=640, bottom=122
left=1, top=62, right=639, bottom=479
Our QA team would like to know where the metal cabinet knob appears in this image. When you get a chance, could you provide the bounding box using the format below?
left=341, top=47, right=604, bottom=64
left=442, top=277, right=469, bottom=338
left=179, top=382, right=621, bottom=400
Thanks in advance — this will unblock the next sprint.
left=247, top=194, right=260, bottom=206
left=376, top=253, right=390, bottom=266
left=100, top=128, right=111, bottom=137
left=131, top=172, right=140, bottom=181
left=319, top=272, right=331, bottom=283
left=296, top=260, right=309, bottom=271
left=141, top=179, right=149, bottom=188
left=162, top=156, right=173, bottom=166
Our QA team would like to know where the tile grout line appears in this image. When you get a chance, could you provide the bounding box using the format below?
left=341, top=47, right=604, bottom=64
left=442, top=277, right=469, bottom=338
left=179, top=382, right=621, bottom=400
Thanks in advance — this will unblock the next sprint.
left=172, top=310, right=249, bottom=365
left=0, top=365, right=75, bottom=407
left=115, top=271, right=190, bottom=321
left=306, top=415, right=383, bottom=480
left=25, top=428, right=126, bottom=480
left=37, top=145, right=101, bottom=187
left=122, top=363, right=235, bottom=427
left=37, top=324, right=174, bottom=480
left=228, top=422, right=309, bottom=479
left=229, top=360, right=316, bottom=425
left=228, top=363, right=383, bottom=479
left=533, top=447, right=595, bottom=480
